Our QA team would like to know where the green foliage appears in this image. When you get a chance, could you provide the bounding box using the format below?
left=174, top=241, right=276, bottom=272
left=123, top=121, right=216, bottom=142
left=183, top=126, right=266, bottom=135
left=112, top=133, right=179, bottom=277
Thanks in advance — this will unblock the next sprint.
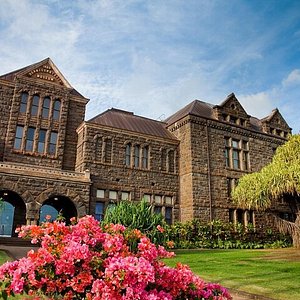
left=232, top=134, right=300, bottom=210
left=165, top=219, right=291, bottom=249
left=103, top=199, right=167, bottom=246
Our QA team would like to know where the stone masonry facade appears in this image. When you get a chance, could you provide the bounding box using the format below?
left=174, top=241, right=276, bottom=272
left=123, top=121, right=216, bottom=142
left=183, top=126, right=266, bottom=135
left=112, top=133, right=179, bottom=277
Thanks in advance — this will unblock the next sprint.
left=0, top=58, right=293, bottom=236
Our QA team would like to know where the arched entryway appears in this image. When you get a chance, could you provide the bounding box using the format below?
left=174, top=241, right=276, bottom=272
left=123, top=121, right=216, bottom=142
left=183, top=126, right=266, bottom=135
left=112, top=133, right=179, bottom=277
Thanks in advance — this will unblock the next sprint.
left=0, top=190, right=26, bottom=237
left=39, top=195, right=77, bottom=224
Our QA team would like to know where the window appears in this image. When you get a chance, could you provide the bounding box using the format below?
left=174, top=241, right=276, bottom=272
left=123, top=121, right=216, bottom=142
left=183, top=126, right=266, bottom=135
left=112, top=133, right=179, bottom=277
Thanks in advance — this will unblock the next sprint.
left=154, top=206, right=162, bottom=215
left=31, top=95, right=40, bottom=116
left=165, top=196, right=173, bottom=205
left=229, top=209, right=255, bottom=228
left=109, top=190, right=117, bottom=201
left=14, top=126, right=24, bottom=150
left=53, top=100, right=61, bottom=120
left=48, top=131, right=58, bottom=155
left=154, top=195, right=162, bottom=204
left=224, top=138, right=249, bottom=170
left=224, top=138, right=230, bottom=167
left=20, top=92, right=28, bottom=113
left=142, top=146, right=149, bottom=169
left=125, top=143, right=131, bottom=166
left=168, top=150, right=175, bottom=173
left=96, top=189, right=105, bottom=198
left=134, top=145, right=140, bottom=167
left=42, top=97, right=50, bottom=118
left=95, top=202, right=105, bottom=221
left=229, top=116, right=237, bottom=124
left=25, top=127, right=35, bottom=152
left=104, top=138, right=112, bottom=163
left=143, top=194, right=151, bottom=203
left=38, top=129, right=47, bottom=153
left=121, top=192, right=130, bottom=201
left=161, top=149, right=167, bottom=171
left=165, top=207, right=172, bottom=225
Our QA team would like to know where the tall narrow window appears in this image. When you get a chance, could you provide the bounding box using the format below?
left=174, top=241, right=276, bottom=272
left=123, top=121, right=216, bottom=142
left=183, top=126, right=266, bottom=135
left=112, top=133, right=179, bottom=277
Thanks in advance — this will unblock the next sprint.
left=14, top=126, right=24, bottom=150
left=104, top=138, right=112, bottom=163
left=20, top=92, right=28, bottom=113
left=161, top=149, right=167, bottom=171
left=38, top=129, right=47, bottom=154
left=48, top=131, right=58, bottom=155
left=168, top=150, right=175, bottom=173
left=53, top=100, right=61, bottom=120
left=232, top=140, right=240, bottom=169
left=224, top=138, right=230, bottom=167
left=25, top=127, right=35, bottom=152
left=31, top=95, right=40, bottom=116
left=165, top=207, right=172, bottom=225
left=125, top=143, right=131, bottom=166
left=42, top=97, right=50, bottom=118
left=142, top=146, right=149, bottom=169
left=242, top=141, right=249, bottom=170
left=95, top=202, right=105, bottom=221
left=134, top=145, right=140, bottom=167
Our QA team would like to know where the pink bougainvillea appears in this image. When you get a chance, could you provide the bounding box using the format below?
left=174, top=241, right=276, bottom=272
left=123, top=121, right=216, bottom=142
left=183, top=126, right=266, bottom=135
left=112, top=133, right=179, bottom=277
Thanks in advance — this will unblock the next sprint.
left=0, top=216, right=232, bottom=300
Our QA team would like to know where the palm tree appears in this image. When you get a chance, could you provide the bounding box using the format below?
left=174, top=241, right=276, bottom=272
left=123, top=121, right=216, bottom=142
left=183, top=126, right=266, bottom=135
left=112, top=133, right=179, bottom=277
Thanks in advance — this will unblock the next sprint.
left=232, top=134, right=300, bottom=248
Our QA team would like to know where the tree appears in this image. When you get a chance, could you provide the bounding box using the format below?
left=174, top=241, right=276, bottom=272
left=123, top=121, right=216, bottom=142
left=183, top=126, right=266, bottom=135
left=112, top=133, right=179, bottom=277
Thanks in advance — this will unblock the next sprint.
left=232, top=134, right=300, bottom=248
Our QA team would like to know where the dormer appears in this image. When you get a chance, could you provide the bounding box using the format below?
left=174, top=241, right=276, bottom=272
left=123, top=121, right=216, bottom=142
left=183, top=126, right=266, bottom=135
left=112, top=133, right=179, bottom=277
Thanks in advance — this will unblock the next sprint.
left=261, top=108, right=292, bottom=138
left=213, top=93, right=251, bottom=127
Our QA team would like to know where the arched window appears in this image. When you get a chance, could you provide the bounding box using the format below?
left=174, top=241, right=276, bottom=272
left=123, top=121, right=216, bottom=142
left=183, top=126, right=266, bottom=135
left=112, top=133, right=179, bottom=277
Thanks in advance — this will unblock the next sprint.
left=168, top=150, right=175, bottom=173
left=53, top=100, right=61, bottom=120
left=125, top=143, right=131, bottom=166
left=20, top=92, right=28, bottom=113
left=161, top=149, right=167, bottom=171
left=42, top=97, right=51, bottom=118
left=134, top=145, right=140, bottom=167
left=142, top=146, right=149, bottom=169
left=31, top=95, right=40, bottom=116
left=104, top=138, right=112, bottom=163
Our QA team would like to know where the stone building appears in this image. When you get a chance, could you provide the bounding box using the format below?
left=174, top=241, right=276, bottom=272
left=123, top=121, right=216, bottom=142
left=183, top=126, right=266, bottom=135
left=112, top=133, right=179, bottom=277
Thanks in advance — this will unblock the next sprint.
left=0, top=58, right=293, bottom=236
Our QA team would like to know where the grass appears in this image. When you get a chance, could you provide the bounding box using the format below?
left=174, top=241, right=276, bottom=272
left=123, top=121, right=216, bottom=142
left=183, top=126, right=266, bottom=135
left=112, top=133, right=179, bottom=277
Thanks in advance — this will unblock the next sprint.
left=1, top=248, right=300, bottom=299
left=165, top=248, right=300, bottom=300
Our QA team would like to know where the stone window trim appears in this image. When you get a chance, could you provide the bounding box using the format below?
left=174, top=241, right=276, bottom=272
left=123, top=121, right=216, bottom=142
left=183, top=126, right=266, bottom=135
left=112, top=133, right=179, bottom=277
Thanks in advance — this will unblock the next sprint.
left=160, top=147, right=177, bottom=174
left=18, top=91, right=62, bottom=123
left=13, top=124, right=59, bottom=157
left=229, top=208, right=256, bottom=230
left=224, top=137, right=250, bottom=171
left=226, top=177, right=239, bottom=198
left=123, top=141, right=150, bottom=170
left=93, top=136, right=113, bottom=164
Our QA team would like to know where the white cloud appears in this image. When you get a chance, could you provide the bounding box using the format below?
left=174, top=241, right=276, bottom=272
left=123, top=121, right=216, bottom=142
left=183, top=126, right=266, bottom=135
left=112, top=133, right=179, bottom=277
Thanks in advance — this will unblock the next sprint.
left=238, top=92, right=276, bottom=119
left=282, top=69, right=300, bottom=87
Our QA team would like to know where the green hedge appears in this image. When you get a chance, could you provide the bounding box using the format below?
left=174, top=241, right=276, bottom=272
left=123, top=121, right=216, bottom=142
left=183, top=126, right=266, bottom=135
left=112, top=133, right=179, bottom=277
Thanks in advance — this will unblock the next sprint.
left=165, top=219, right=292, bottom=249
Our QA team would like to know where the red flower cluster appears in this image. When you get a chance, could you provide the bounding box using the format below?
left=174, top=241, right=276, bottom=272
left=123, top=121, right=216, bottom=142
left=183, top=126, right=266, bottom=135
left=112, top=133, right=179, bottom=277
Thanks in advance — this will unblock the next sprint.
left=0, top=216, right=232, bottom=300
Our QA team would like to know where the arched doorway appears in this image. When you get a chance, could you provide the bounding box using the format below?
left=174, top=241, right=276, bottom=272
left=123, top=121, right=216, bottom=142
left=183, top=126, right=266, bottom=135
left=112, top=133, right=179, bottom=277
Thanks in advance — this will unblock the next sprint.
left=0, top=190, right=26, bottom=237
left=39, top=195, right=77, bottom=224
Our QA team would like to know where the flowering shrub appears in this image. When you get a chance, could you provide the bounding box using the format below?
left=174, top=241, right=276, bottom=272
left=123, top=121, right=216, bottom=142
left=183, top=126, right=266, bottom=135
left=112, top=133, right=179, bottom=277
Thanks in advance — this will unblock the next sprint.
left=0, top=216, right=232, bottom=300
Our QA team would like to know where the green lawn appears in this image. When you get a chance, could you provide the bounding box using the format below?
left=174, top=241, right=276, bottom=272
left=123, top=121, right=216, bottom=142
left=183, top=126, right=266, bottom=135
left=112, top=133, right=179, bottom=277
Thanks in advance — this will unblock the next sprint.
left=1, top=249, right=300, bottom=299
left=165, top=248, right=300, bottom=300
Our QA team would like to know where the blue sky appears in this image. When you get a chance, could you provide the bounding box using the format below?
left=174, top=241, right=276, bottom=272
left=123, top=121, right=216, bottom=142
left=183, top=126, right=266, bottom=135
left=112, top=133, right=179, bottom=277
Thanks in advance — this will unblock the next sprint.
left=1, top=0, right=300, bottom=132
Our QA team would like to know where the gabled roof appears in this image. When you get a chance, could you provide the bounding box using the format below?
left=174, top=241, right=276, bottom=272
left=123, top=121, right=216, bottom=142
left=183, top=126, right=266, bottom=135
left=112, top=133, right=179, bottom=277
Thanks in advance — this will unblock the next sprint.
left=164, top=95, right=290, bottom=134
left=0, top=58, right=86, bottom=99
left=164, top=100, right=214, bottom=125
left=88, top=108, right=177, bottom=141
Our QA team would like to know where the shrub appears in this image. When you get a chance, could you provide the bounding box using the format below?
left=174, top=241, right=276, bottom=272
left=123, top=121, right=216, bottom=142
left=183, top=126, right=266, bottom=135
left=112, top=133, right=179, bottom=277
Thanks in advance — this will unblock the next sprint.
left=103, top=199, right=168, bottom=246
left=0, top=216, right=231, bottom=300
left=166, top=219, right=292, bottom=249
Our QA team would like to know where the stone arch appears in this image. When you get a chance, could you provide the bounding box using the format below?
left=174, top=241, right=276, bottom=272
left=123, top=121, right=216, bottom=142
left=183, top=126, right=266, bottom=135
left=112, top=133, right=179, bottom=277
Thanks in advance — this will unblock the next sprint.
left=0, top=189, right=26, bottom=237
left=36, top=187, right=87, bottom=224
